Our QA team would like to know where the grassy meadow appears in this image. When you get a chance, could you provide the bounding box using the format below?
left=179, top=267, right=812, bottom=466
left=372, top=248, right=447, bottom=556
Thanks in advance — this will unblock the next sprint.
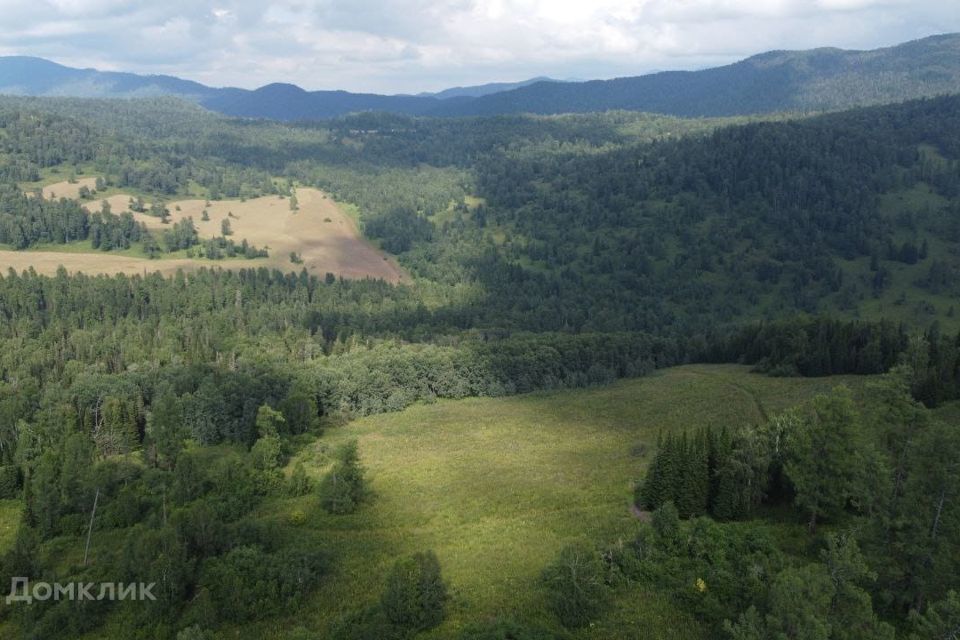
left=211, top=364, right=873, bottom=639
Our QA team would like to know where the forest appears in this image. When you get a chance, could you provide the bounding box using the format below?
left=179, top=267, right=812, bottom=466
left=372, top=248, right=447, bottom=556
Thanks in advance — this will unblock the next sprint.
left=0, top=91, right=958, bottom=639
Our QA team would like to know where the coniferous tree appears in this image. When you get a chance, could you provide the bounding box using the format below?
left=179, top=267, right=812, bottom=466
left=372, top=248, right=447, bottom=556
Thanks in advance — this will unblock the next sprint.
left=381, top=550, right=448, bottom=631
left=144, top=388, right=186, bottom=470
left=540, top=542, right=608, bottom=628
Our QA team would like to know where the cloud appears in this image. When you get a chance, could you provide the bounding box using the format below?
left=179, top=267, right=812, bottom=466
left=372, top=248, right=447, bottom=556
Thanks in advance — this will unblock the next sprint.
left=0, top=0, right=955, bottom=92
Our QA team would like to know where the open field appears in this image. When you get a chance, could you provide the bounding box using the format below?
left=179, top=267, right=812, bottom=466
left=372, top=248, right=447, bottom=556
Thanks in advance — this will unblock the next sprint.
left=233, top=364, right=870, bottom=639
left=0, top=249, right=203, bottom=277
left=2, top=184, right=407, bottom=282
left=38, top=176, right=99, bottom=200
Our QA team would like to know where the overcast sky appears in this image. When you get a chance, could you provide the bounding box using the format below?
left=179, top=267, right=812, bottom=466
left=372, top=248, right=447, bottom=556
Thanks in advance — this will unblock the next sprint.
left=0, top=0, right=957, bottom=94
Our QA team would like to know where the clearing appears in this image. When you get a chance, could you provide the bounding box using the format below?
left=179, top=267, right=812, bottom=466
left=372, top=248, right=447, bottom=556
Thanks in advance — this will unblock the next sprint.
left=37, top=176, right=99, bottom=200
left=242, top=364, right=869, bottom=639
left=1, top=185, right=406, bottom=282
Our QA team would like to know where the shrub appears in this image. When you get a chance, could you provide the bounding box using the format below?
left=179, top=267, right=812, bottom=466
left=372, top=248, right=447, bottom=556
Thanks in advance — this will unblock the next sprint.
left=319, top=441, right=367, bottom=514
left=381, top=551, right=448, bottom=631
left=0, top=465, right=20, bottom=498
left=288, top=462, right=313, bottom=496
left=541, top=541, right=609, bottom=628
left=458, top=618, right=560, bottom=639
left=327, top=606, right=406, bottom=640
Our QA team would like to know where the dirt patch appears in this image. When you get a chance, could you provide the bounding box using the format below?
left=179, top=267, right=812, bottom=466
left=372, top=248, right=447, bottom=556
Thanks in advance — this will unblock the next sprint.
left=630, top=504, right=652, bottom=523
left=39, top=177, right=99, bottom=201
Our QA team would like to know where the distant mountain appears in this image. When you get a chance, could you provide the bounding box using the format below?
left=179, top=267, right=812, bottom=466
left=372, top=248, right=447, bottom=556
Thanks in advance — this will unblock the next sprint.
left=0, top=57, right=450, bottom=118
left=1, top=34, right=958, bottom=120
left=431, top=33, right=960, bottom=117
left=417, top=77, right=560, bottom=99
left=202, top=83, right=452, bottom=120
left=0, top=56, right=215, bottom=100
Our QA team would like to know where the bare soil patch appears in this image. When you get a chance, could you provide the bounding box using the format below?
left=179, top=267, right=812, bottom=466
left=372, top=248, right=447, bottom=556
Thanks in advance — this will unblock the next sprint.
left=39, top=177, right=99, bottom=201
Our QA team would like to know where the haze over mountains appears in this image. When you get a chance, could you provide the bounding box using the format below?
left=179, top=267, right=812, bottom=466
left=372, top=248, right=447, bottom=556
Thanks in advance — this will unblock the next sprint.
left=1, top=33, right=958, bottom=120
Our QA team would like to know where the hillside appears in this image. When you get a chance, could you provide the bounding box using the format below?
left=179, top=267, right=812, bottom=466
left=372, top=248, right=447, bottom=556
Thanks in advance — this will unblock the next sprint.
left=433, top=33, right=960, bottom=117
left=1, top=34, right=959, bottom=120
left=418, top=76, right=560, bottom=99
left=3, top=94, right=960, bottom=334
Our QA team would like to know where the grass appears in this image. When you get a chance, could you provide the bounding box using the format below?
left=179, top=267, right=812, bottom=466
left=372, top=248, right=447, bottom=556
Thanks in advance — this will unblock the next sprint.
left=0, top=364, right=874, bottom=639
left=0, top=500, right=22, bottom=553
left=227, top=364, right=869, bottom=639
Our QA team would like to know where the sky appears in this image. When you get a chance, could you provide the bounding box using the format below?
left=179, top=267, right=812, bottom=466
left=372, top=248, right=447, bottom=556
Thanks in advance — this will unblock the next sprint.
left=0, top=0, right=957, bottom=94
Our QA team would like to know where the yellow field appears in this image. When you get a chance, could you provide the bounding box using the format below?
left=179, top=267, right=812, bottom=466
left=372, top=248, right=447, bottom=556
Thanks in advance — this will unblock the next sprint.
left=2, top=185, right=407, bottom=282
left=38, top=176, right=99, bottom=200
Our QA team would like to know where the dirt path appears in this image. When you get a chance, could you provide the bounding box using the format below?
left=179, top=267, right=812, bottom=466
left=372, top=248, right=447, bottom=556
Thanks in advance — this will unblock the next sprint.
left=630, top=504, right=652, bottom=523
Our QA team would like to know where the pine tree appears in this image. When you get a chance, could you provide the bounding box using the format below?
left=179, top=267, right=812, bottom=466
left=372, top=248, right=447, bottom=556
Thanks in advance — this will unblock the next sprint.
left=677, top=430, right=709, bottom=518
left=660, top=433, right=681, bottom=507
left=638, top=432, right=667, bottom=510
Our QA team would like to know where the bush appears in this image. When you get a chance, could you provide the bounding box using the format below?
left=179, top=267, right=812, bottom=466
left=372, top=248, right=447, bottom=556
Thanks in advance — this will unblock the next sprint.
left=288, top=462, right=313, bottom=496
left=319, top=441, right=367, bottom=514
left=651, top=501, right=681, bottom=545
left=381, top=550, right=448, bottom=631
left=541, top=541, right=609, bottom=628
left=327, top=606, right=406, bottom=640
left=458, top=618, right=560, bottom=639
left=0, top=465, right=20, bottom=498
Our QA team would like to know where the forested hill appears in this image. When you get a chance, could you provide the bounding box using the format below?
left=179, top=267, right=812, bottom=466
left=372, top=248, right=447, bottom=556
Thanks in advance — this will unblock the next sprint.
left=433, top=33, right=960, bottom=117
left=427, top=95, right=960, bottom=336
left=2, top=93, right=960, bottom=336
left=1, top=33, right=958, bottom=120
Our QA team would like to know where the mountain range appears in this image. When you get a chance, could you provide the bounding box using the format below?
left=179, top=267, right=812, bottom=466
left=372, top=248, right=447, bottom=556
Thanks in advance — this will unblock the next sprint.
left=1, top=33, right=958, bottom=120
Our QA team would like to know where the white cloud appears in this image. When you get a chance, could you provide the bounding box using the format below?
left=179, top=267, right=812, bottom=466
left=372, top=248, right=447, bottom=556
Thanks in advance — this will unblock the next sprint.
left=0, top=0, right=955, bottom=92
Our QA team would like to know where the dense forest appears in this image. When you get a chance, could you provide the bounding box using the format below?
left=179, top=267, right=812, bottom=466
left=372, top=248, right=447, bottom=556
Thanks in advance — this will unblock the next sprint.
left=0, top=91, right=958, bottom=638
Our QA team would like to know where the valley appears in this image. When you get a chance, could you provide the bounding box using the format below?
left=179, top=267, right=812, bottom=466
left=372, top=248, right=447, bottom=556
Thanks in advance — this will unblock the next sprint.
left=0, top=28, right=958, bottom=640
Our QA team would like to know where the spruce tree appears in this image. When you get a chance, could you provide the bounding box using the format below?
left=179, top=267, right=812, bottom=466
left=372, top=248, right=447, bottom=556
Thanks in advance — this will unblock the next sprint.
left=638, top=432, right=667, bottom=510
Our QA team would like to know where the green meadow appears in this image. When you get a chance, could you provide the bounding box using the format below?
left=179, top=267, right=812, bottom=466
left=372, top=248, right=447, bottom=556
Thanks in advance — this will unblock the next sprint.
left=223, top=364, right=871, bottom=639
